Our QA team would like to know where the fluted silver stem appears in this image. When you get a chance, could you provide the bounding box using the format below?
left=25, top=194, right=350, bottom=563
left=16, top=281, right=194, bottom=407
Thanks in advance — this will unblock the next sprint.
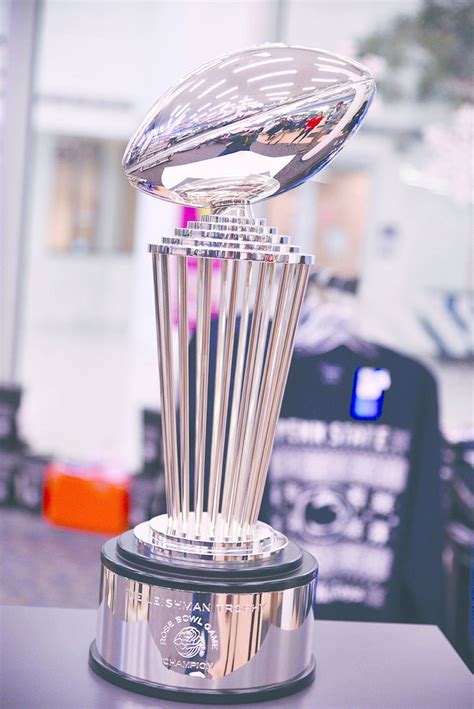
left=150, top=211, right=312, bottom=543
left=208, top=260, right=239, bottom=532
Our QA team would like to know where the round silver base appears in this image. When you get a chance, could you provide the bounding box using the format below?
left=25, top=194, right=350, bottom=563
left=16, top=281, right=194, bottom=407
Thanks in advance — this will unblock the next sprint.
left=89, top=642, right=316, bottom=704
left=90, top=531, right=317, bottom=703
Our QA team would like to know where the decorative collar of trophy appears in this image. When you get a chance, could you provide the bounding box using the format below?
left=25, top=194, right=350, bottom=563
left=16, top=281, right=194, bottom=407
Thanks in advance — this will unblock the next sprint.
left=124, top=44, right=375, bottom=563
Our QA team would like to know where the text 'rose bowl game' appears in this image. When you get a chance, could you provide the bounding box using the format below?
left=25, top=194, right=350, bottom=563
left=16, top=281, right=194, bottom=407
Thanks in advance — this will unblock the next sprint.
left=89, top=43, right=375, bottom=703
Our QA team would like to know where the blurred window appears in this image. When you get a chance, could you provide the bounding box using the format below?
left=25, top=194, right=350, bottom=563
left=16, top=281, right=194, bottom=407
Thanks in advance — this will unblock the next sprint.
left=315, top=170, right=371, bottom=278
left=48, top=136, right=136, bottom=254
left=267, top=189, right=297, bottom=238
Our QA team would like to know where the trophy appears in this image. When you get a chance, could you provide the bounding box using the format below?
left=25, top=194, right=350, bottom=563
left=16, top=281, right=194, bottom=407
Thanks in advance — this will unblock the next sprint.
left=89, top=44, right=375, bottom=702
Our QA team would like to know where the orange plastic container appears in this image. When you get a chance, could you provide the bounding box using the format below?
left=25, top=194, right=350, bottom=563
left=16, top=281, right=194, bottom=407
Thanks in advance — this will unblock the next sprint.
left=43, top=461, right=129, bottom=535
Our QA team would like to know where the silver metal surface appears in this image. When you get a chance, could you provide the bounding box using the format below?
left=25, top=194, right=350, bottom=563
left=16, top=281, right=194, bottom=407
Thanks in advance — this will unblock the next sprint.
left=177, top=256, right=190, bottom=526
left=194, top=257, right=212, bottom=531
left=152, top=254, right=174, bottom=517
left=240, top=263, right=293, bottom=529
left=249, top=263, right=310, bottom=527
left=95, top=564, right=316, bottom=689
left=221, top=260, right=253, bottom=525
left=123, top=44, right=375, bottom=210
left=230, top=261, right=274, bottom=532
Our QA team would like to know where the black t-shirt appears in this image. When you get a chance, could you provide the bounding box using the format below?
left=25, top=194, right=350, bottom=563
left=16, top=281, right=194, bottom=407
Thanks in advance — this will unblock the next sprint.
left=262, top=344, right=445, bottom=627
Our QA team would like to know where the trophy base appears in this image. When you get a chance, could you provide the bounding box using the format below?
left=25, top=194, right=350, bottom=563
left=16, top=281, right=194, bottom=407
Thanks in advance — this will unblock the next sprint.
left=89, top=528, right=318, bottom=704
left=89, top=641, right=316, bottom=704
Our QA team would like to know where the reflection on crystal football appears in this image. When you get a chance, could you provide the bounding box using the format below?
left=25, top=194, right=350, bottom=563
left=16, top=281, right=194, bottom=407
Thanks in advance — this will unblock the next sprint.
left=123, top=44, right=375, bottom=209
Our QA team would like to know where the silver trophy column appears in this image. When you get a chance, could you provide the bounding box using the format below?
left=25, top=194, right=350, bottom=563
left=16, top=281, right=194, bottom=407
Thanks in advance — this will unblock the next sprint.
left=148, top=214, right=312, bottom=544
left=90, top=44, right=375, bottom=703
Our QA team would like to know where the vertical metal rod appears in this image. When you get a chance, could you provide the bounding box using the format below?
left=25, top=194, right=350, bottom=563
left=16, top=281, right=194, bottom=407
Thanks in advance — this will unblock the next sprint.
left=226, top=262, right=271, bottom=536
left=240, top=264, right=292, bottom=527
left=153, top=253, right=180, bottom=525
left=208, top=261, right=229, bottom=529
left=221, top=261, right=253, bottom=526
left=159, top=254, right=180, bottom=526
left=152, top=254, right=171, bottom=517
left=177, top=256, right=189, bottom=528
left=209, top=261, right=240, bottom=533
left=234, top=263, right=275, bottom=528
left=248, top=264, right=310, bottom=526
left=194, top=257, right=212, bottom=533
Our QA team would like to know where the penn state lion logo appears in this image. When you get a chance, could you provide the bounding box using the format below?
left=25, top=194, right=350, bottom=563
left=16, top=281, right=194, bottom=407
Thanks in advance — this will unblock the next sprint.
left=173, top=626, right=206, bottom=659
